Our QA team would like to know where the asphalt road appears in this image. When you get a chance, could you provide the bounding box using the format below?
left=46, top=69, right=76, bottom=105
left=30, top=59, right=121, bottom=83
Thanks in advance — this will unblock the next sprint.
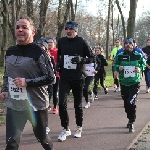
left=0, top=80, right=150, bottom=150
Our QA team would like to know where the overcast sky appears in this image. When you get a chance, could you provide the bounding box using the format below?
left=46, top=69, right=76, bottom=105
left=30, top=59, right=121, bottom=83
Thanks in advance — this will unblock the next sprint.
left=82, top=0, right=150, bottom=18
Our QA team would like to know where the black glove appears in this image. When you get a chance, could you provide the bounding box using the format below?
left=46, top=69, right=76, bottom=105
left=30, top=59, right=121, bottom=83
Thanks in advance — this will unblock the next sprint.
left=71, top=56, right=82, bottom=64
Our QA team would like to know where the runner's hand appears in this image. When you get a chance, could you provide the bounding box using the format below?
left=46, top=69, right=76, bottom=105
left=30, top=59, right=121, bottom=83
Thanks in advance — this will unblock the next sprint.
left=135, top=67, right=140, bottom=73
left=13, top=78, right=27, bottom=87
left=71, top=56, right=81, bottom=64
left=119, top=66, right=124, bottom=71
left=0, top=92, right=8, bottom=101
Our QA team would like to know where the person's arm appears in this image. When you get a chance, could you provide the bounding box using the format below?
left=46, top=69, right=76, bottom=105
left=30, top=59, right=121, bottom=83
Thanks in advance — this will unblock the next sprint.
left=113, top=55, right=120, bottom=72
left=140, top=55, right=147, bottom=71
left=56, top=40, right=62, bottom=72
left=71, top=39, right=96, bottom=64
left=50, top=56, right=56, bottom=75
left=101, top=55, right=108, bottom=67
left=1, top=66, right=8, bottom=92
left=26, top=51, right=55, bottom=87
left=109, top=48, right=115, bottom=60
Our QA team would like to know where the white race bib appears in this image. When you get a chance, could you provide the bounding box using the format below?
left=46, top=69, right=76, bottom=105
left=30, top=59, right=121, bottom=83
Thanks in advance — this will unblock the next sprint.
left=124, top=66, right=135, bottom=78
left=8, top=77, right=28, bottom=100
left=64, top=55, right=77, bottom=69
left=85, top=63, right=95, bottom=76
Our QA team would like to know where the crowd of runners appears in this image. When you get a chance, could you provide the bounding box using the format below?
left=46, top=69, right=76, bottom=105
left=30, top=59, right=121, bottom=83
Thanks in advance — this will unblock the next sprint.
left=0, top=16, right=150, bottom=150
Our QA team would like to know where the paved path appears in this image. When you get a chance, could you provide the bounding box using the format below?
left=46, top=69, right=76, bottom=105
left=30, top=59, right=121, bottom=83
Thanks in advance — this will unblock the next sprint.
left=0, top=80, right=150, bottom=150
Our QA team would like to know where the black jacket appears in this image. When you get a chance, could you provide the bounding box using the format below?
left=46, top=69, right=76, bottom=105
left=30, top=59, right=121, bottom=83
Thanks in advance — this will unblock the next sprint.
left=57, top=36, right=95, bottom=79
left=142, top=46, right=150, bottom=70
left=96, top=54, right=108, bottom=74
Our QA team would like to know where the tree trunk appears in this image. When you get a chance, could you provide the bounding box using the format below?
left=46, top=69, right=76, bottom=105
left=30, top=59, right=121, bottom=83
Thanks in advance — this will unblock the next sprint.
left=9, top=0, right=16, bottom=45
left=26, top=0, right=34, bottom=19
left=127, top=0, right=138, bottom=38
left=70, top=0, right=78, bottom=21
left=0, top=0, right=9, bottom=67
left=35, top=0, right=50, bottom=40
left=116, top=0, right=126, bottom=39
left=106, top=0, right=111, bottom=59
left=56, top=0, right=71, bottom=42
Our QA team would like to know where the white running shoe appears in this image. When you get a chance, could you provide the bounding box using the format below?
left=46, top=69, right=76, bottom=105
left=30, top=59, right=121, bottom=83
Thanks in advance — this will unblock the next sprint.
left=114, top=87, right=120, bottom=92
left=94, top=95, right=98, bottom=100
left=83, top=102, right=90, bottom=108
left=74, top=126, right=82, bottom=138
left=58, top=129, right=71, bottom=141
left=46, top=127, right=50, bottom=134
left=90, top=92, right=94, bottom=103
left=146, top=86, right=150, bottom=93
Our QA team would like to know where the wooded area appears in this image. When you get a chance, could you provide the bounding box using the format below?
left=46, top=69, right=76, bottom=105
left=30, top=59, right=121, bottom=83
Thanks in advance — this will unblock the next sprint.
left=0, top=0, right=149, bottom=65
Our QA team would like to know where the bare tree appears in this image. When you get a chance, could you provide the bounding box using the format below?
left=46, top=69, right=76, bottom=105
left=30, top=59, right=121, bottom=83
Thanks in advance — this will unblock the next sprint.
left=56, top=0, right=71, bottom=41
left=115, top=0, right=126, bottom=39
left=35, top=0, right=50, bottom=40
left=0, top=0, right=9, bottom=67
left=106, top=0, right=111, bottom=59
left=127, top=0, right=138, bottom=38
left=26, top=0, right=34, bottom=20
left=8, top=0, right=23, bottom=45
left=70, top=0, right=77, bottom=20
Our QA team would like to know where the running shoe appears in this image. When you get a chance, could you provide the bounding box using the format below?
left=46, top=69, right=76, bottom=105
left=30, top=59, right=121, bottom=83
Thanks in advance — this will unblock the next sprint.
left=53, top=107, right=58, bottom=114
left=90, top=92, right=94, bottom=103
left=74, top=126, right=82, bottom=138
left=58, top=129, right=71, bottom=141
left=83, top=102, right=90, bottom=108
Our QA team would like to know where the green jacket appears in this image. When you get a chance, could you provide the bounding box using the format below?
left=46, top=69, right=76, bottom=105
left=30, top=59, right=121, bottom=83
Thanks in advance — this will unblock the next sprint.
left=114, top=50, right=146, bottom=86
left=109, top=46, right=122, bottom=60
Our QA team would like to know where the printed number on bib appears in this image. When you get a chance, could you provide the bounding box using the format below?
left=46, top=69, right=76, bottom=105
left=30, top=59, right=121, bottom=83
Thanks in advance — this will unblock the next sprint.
left=124, top=66, right=135, bottom=78
left=8, top=77, right=28, bottom=100
left=85, top=64, right=95, bottom=76
left=64, top=55, right=77, bottom=69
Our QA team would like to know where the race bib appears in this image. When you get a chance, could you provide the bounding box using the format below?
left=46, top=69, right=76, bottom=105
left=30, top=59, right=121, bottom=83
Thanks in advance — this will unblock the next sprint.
left=8, top=77, right=28, bottom=100
left=64, top=55, right=77, bottom=69
left=124, top=66, right=135, bottom=78
left=85, top=63, right=95, bottom=76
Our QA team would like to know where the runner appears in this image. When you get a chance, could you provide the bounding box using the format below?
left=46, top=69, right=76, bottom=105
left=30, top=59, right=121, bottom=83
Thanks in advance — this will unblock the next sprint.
left=57, top=20, right=95, bottom=141
left=114, top=38, right=146, bottom=132
left=109, top=39, right=122, bottom=92
left=0, top=16, right=54, bottom=150
left=83, top=54, right=101, bottom=108
left=47, top=37, right=59, bottom=114
left=142, top=39, right=150, bottom=93
left=93, top=46, right=108, bottom=100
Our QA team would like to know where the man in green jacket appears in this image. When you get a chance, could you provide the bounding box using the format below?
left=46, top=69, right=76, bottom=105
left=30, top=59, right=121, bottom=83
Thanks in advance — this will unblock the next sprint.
left=114, top=38, right=146, bottom=133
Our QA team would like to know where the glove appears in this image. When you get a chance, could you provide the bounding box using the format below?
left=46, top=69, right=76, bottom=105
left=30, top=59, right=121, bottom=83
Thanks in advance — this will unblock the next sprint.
left=71, top=56, right=82, bottom=64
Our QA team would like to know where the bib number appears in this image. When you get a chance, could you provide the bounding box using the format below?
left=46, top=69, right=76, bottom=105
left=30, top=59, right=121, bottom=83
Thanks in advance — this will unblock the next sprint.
left=8, top=77, right=28, bottom=100
left=64, top=55, right=77, bottom=69
left=124, top=66, right=135, bottom=78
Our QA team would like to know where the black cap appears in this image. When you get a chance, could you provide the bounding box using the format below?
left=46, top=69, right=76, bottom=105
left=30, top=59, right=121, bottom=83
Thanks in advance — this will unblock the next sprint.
left=65, top=21, right=78, bottom=32
left=36, top=38, right=48, bottom=50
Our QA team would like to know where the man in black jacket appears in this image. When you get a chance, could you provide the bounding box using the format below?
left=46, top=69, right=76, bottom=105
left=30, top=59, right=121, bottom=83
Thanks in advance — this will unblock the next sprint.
left=142, top=39, right=150, bottom=93
left=57, top=21, right=95, bottom=141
